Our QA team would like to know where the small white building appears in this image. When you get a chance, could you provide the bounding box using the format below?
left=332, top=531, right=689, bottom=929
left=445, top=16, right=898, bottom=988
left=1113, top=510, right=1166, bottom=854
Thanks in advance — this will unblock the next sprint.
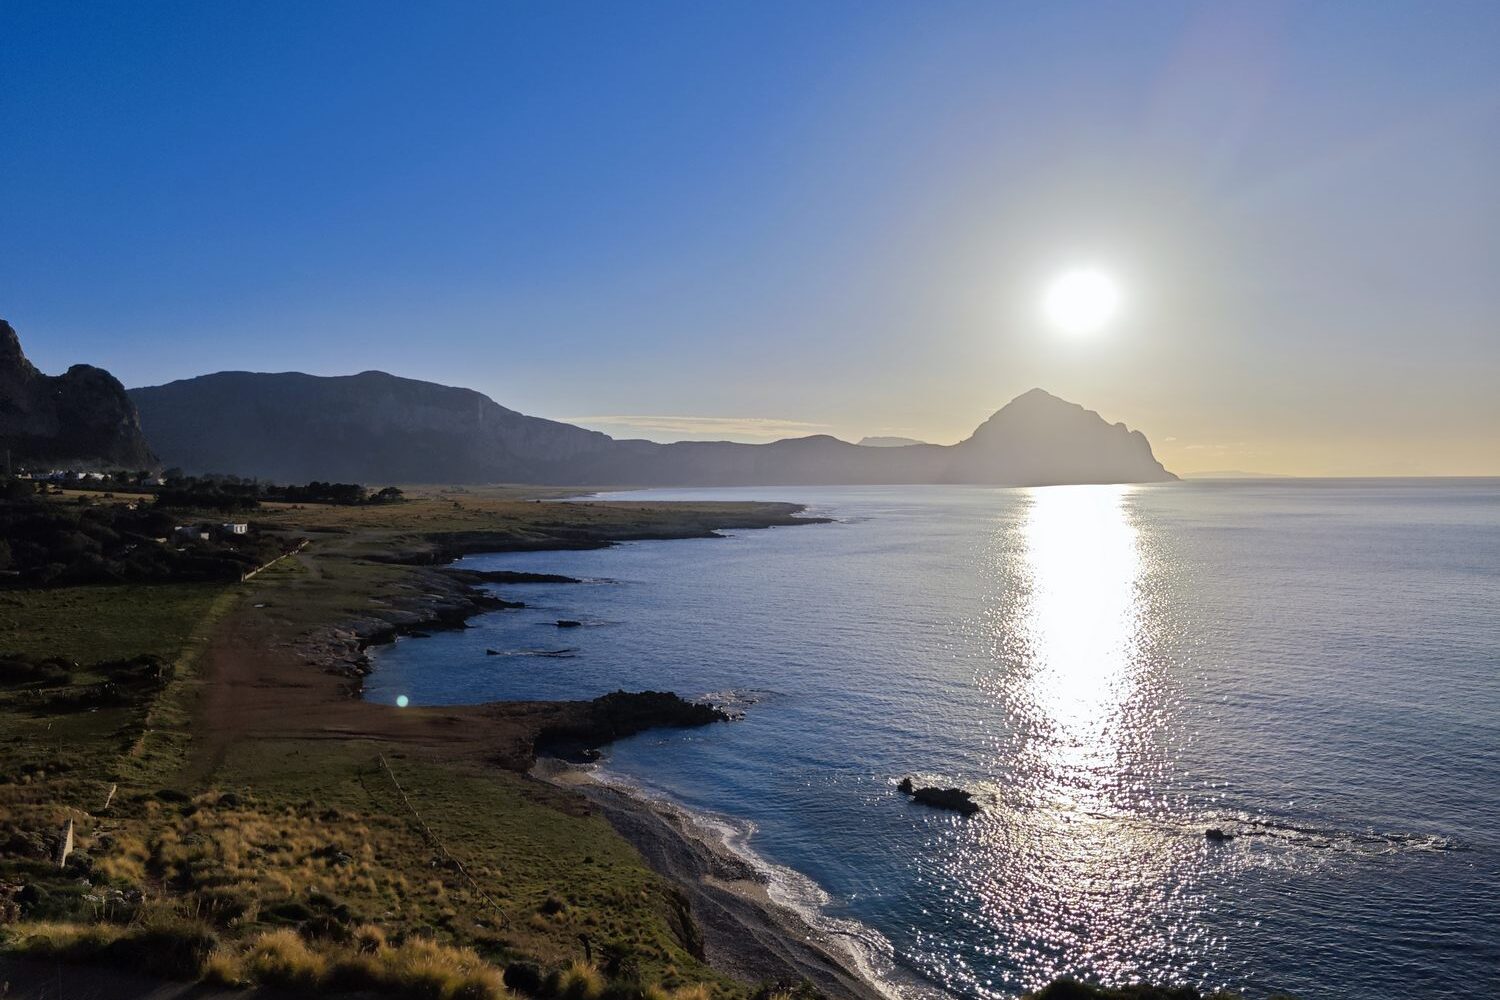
left=220, top=522, right=248, bottom=535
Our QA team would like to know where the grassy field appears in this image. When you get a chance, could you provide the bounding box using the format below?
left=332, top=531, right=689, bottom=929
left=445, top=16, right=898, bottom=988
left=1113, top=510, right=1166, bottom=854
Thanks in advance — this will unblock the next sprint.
left=0, top=582, right=229, bottom=663
left=0, top=581, right=237, bottom=785
left=0, top=494, right=803, bottom=1000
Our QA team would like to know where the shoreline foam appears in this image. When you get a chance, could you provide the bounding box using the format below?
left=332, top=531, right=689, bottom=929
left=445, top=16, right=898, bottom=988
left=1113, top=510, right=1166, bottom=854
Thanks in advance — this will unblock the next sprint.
left=533, top=758, right=947, bottom=1000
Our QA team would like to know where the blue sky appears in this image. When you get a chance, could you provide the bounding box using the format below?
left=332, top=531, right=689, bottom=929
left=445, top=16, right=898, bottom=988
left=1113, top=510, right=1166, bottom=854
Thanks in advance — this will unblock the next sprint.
left=2, top=1, right=1497, bottom=474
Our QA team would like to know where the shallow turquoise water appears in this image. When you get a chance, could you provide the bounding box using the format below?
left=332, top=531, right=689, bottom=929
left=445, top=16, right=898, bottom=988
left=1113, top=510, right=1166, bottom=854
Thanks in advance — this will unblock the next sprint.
left=368, top=481, right=1500, bottom=999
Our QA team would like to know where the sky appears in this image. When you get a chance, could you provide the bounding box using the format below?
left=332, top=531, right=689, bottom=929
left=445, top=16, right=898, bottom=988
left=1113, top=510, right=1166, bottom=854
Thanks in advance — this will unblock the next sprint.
left=2, top=1, right=1497, bottom=476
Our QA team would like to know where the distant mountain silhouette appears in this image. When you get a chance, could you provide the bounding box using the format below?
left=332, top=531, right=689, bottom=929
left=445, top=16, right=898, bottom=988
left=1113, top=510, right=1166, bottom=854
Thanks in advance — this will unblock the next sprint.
left=857, top=436, right=927, bottom=448
left=129, top=371, right=1175, bottom=487
left=0, top=319, right=156, bottom=470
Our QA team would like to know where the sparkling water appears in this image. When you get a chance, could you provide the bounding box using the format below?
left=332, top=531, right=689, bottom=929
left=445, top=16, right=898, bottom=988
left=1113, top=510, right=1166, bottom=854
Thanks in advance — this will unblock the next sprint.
left=367, top=481, right=1500, bottom=999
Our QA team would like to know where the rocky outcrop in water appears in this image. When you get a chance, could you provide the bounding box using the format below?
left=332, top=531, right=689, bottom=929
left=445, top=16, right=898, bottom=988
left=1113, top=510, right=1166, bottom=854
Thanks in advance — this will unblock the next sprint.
left=535, top=690, right=730, bottom=760
left=898, top=777, right=981, bottom=815
left=0, top=320, right=156, bottom=470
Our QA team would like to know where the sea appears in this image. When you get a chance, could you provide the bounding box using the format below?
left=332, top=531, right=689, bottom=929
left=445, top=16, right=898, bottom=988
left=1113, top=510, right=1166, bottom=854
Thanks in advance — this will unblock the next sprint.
left=365, top=480, right=1500, bottom=1000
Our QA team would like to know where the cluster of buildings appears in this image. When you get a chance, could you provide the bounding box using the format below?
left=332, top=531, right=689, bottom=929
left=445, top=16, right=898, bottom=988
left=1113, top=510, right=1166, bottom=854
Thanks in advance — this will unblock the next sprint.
left=18, top=470, right=167, bottom=486
left=172, top=522, right=248, bottom=543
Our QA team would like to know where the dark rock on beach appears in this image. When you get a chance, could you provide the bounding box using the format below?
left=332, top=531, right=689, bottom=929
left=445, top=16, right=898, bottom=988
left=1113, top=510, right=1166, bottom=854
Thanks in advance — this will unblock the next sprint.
left=536, top=691, right=729, bottom=760
left=552, top=746, right=603, bottom=765
left=898, top=777, right=981, bottom=815
left=457, top=570, right=584, bottom=584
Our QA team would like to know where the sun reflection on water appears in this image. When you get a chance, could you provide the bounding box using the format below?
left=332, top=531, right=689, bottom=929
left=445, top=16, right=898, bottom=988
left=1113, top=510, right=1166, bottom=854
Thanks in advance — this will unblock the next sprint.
left=964, top=485, right=1216, bottom=993
left=1015, top=484, right=1144, bottom=795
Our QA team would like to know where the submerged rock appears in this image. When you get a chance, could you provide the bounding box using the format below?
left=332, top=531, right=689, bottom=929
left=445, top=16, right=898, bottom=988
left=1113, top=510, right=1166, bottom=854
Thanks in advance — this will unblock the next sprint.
left=1205, top=827, right=1235, bottom=842
left=555, top=620, right=582, bottom=628
left=898, top=777, right=980, bottom=815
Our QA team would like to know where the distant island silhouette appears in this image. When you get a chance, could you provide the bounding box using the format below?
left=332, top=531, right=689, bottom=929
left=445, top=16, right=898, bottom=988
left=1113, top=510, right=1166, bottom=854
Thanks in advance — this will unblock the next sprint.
left=129, top=369, right=1175, bottom=486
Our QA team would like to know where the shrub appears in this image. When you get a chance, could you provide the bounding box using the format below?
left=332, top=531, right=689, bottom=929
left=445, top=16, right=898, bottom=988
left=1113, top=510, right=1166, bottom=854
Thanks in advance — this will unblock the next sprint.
left=5, top=917, right=216, bottom=981
left=8, top=919, right=123, bottom=959
left=203, top=948, right=245, bottom=987
left=506, top=961, right=545, bottom=995
left=243, top=928, right=327, bottom=989
left=451, top=964, right=509, bottom=1000
left=325, top=935, right=510, bottom=1000
left=555, top=960, right=606, bottom=1000
left=353, top=921, right=388, bottom=954
left=106, top=918, right=219, bottom=979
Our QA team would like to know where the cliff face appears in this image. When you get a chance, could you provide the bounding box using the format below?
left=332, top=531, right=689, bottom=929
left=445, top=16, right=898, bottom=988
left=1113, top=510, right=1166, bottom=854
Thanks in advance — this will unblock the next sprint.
left=131, top=370, right=1175, bottom=487
left=0, top=320, right=156, bottom=470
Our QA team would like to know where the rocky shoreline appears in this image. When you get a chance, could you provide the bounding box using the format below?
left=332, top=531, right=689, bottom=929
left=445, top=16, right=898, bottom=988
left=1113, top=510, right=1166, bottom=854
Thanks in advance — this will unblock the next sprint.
left=296, top=505, right=824, bottom=695
left=290, top=564, right=511, bottom=695
left=534, top=760, right=898, bottom=1000
left=288, top=504, right=905, bottom=998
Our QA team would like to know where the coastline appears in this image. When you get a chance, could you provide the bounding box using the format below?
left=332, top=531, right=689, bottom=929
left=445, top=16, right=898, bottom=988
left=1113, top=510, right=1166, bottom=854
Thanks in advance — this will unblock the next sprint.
left=315, top=494, right=905, bottom=997
left=343, top=506, right=912, bottom=998
left=533, top=758, right=924, bottom=1000
left=1, top=491, right=909, bottom=999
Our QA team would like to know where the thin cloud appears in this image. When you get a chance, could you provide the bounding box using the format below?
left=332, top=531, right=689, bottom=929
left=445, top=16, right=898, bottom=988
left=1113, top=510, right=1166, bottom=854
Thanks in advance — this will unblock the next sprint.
left=565, top=414, right=831, bottom=442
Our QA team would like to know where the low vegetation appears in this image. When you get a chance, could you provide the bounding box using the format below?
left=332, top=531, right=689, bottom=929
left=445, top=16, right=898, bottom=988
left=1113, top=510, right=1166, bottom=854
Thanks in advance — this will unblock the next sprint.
left=0, top=763, right=729, bottom=997
left=155, top=476, right=406, bottom=511
left=0, top=487, right=295, bottom=586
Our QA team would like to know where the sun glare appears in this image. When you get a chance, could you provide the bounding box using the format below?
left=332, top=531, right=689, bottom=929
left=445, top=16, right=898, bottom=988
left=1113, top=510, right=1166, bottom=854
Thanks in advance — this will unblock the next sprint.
left=1043, top=268, right=1121, bottom=335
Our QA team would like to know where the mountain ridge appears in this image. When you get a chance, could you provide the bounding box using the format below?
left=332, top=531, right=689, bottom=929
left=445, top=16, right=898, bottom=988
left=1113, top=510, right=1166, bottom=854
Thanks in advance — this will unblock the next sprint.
left=129, top=369, right=1175, bottom=487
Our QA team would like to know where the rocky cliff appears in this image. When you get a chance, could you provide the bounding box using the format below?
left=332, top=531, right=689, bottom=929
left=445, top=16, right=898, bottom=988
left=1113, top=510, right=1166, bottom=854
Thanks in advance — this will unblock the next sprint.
left=130, top=370, right=1174, bottom=487
left=0, top=320, right=156, bottom=470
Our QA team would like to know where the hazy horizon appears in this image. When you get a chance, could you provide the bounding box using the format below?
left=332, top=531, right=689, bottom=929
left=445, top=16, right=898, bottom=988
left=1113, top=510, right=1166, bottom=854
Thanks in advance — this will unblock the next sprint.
left=3, top=2, right=1496, bottom=477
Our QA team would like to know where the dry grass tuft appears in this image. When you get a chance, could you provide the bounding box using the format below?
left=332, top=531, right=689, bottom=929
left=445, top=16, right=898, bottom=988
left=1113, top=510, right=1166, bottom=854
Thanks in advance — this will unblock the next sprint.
left=243, top=927, right=328, bottom=989
left=7, top=920, right=124, bottom=956
left=202, top=948, right=245, bottom=986
left=353, top=921, right=388, bottom=954
left=556, top=959, right=607, bottom=1000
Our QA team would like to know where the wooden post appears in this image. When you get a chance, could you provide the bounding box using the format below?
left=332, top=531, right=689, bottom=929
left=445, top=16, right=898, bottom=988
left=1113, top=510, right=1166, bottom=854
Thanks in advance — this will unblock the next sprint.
left=56, top=818, right=74, bottom=868
left=101, top=783, right=117, bottom=812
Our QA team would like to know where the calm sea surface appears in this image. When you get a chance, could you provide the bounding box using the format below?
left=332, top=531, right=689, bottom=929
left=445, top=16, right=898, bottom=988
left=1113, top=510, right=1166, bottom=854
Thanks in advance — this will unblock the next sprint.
left=367, top=481, right=1500, bottom=999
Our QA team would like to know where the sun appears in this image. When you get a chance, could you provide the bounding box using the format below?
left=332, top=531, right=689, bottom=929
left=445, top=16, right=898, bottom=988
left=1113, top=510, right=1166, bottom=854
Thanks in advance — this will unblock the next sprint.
left=1042, top=268, right=1121, bottom=335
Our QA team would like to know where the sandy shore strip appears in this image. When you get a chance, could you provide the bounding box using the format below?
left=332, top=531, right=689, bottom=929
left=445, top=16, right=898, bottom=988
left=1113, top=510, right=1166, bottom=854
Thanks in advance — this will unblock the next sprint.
left=534, top=759, right=939, bottom=1000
